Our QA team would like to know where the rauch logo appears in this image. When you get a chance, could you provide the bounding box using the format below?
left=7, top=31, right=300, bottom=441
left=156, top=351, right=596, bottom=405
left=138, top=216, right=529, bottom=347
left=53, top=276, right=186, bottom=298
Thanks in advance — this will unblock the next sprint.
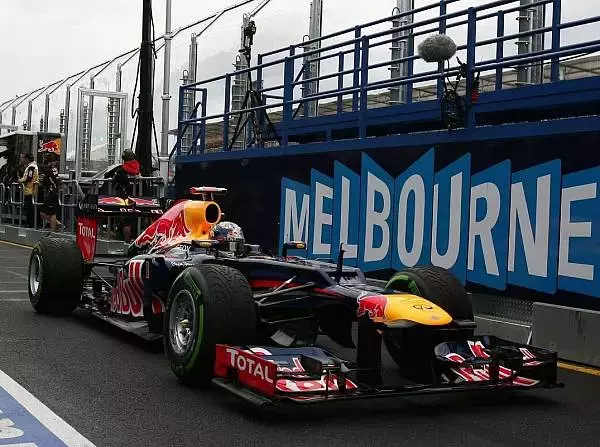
left=278, top=148, right=600, bottom=299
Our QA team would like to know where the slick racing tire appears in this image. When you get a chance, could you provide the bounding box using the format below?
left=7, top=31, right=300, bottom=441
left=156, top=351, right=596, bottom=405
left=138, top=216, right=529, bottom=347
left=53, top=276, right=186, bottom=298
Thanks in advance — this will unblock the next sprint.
left=383, top=265, right=473, bottom=384
left=164, top=264, right=257, bottom=387
left=28, top=237, right=84, bottom=315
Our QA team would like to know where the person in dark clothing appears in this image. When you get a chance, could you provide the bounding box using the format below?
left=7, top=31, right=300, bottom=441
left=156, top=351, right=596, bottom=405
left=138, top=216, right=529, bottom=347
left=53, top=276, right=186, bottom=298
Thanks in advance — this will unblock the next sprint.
left=111, top=150, right=141, bottom=243
left=38, top=153, right=62, bottom=232
left=112, top=150, right=141, bottom=199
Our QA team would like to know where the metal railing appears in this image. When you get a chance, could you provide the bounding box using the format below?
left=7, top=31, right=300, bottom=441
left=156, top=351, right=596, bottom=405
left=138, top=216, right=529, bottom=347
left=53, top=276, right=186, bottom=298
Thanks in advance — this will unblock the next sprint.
left=0, top=177, right=165, bottom=243
left=173, top=0, right=600, bottom=156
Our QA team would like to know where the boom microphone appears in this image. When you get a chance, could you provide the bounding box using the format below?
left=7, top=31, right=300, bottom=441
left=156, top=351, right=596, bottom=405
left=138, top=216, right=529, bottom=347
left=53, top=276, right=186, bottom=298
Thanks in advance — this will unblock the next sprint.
left=417, top=34, right=457, bottom=63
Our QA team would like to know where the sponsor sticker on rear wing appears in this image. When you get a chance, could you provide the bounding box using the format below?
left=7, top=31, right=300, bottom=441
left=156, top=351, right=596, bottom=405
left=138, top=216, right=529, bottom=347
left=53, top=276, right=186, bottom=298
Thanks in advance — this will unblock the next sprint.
left=214, top=345, right=277, bottom=397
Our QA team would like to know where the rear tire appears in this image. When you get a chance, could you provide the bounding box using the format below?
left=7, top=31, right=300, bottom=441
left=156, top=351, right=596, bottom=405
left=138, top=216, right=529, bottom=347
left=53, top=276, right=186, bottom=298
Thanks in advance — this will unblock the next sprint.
left=164, top=264, right=257, bottom=387
left=383, top=265, right=473, bottom=383
left=28, top=237, right=84, bottom=315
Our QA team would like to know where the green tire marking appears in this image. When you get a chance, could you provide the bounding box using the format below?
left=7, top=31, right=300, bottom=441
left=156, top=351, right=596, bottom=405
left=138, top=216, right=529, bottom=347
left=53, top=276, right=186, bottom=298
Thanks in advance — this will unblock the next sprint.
left=182, top=270, right=205, bottom=372
left=387, top=273, right=422, bottom=297
left=186, top=303, right=204, bottom=372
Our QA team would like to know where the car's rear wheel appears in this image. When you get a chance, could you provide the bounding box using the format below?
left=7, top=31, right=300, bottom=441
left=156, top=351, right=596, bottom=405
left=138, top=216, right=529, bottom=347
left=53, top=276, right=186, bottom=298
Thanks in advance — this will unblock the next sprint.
left=383, top=265, right=474, bottom=383
left=164, top=264, right=257, bottom=387
left=28, top=237, right=84, bottom=315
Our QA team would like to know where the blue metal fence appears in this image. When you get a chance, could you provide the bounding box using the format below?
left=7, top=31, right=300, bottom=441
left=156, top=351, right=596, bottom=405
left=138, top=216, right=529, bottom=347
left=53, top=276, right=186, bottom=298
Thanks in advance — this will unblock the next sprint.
left=172, top=0, right=600, bottom=161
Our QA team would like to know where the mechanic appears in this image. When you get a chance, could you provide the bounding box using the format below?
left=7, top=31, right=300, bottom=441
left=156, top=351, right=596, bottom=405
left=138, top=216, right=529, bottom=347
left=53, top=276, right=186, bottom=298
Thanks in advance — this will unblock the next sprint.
left=19, top=152, right=38, bottom=228
left=38, top=152, right=62, bottom=232
left=111, top=149, right=141, bottom=243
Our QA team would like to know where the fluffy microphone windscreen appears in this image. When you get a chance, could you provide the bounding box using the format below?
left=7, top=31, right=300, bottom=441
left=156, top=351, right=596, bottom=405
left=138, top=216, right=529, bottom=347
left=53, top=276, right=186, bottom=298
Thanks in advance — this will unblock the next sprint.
left=417, top=34, right=457, bottom=63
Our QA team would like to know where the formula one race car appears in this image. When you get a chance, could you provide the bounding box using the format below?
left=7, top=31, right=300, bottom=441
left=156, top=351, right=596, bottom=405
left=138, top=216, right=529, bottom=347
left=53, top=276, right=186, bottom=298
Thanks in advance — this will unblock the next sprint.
left=27, top=187, right=562, bottom=407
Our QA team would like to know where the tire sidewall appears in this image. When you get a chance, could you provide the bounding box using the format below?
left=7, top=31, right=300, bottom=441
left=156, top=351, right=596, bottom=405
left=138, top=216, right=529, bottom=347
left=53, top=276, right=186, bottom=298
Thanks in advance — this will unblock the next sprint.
left=164, top=267, right=208, bottom=380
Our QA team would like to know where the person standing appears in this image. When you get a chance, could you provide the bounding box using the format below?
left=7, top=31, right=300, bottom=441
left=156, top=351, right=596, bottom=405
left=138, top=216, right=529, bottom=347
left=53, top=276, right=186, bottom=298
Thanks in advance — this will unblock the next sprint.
left=111, top=150, right=140, bottom=243
left=19, top=153, right=38, bottom=228
left=38, top=153, right=62, bottom=232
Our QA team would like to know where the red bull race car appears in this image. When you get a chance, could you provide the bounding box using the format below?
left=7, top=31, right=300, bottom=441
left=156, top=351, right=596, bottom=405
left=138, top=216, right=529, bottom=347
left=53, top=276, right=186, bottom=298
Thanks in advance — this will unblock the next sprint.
left=26, top=187, right=562, bottom=407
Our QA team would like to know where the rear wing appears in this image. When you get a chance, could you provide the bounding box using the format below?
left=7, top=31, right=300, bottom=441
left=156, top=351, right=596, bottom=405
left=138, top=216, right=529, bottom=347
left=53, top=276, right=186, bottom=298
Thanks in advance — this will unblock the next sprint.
left=75, top=194, right=164, bottom=261
left=189, top=186, right=227, bottom=202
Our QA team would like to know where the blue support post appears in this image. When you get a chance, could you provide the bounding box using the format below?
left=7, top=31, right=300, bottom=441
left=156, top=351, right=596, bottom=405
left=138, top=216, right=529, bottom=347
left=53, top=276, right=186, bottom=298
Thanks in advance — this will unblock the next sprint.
left=223, top=74, right=231, bottom=152
left=337, top=52, right=345, bottom=113
left=466, top=8, right=477, bottom=129
left=282, top=57, right=294, bottom=147
left=496, top=11, right=505, bottom=91
left=551, top=0, right=562, bottom=82
left=359, top=36, right=370, bottom=139
left=437, top=0, right=447, bottom=99
left=352, top=26, right=361, bottom=112
left=176, top=85, right=184, bottom=157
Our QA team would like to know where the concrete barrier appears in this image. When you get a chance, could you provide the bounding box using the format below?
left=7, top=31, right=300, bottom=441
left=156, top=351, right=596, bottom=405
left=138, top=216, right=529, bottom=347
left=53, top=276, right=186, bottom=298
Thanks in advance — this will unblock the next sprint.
left=474, top=315, right=532, bottom=344
left=533, top=302, right=600, bottom=368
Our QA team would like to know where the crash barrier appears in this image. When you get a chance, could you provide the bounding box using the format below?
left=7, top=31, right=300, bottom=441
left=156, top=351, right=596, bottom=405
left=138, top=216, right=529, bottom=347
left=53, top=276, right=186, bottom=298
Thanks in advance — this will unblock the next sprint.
left=533, top=303, right=600, bottom=368
left=0, top=176, right=164, bottom=243
left=471, top=294, right=533, bottom=345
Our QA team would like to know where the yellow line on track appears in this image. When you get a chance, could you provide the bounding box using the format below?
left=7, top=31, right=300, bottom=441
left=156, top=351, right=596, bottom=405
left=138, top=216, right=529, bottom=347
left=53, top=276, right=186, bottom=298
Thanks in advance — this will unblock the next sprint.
left=558, top=361, right=600, bottom=377
left=0, top=240, right=33, bottom=250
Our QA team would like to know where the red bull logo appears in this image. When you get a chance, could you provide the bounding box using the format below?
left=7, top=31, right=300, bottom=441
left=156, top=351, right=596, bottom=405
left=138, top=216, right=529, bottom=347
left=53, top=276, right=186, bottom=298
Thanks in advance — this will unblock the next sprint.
left=134, top=201, right=189, bottom=250
left=356, top=294, right=388, bottom=320
left=39, top=138, right=61, bottom=154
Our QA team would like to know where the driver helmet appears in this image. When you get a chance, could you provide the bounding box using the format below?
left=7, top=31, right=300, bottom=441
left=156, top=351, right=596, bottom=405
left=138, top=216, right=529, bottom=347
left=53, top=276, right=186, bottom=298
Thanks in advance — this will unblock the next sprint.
left=209, top=221, right=245, bottom=253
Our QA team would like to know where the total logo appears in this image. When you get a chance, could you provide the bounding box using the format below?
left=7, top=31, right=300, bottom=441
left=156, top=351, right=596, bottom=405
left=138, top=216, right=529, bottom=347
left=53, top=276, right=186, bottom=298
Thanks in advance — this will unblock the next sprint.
left=77, top=222, right=96, bottom=239
left=225, top=347, right=274, bottom=383
left=279, top=148, right=600, bottom=299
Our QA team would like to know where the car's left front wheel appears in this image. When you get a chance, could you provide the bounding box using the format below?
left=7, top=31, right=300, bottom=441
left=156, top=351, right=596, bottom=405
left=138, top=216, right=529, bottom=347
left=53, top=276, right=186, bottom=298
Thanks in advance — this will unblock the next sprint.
left=164, top=264, right=257, bottom=387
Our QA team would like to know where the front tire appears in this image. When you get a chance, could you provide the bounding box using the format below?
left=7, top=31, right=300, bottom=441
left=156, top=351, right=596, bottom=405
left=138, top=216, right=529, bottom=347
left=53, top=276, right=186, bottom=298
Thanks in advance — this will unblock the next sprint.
left=28, top=237, right=84, bottom=315
left=383, top=265, right=473, bottom=383
left=164, top=264, right=257, bottom=387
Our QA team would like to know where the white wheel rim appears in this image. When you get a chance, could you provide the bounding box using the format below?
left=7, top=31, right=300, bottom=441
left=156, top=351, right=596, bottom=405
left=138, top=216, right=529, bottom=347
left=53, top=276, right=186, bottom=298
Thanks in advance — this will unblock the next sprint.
left=169, top=290, right=197, bottom=356
left=29, top=254, right=42, bottom=296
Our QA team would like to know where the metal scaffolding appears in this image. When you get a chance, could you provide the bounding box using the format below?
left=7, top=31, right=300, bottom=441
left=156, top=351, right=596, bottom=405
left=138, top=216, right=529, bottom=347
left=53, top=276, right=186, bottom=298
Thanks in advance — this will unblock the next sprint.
left=389, top=0, right=414, bottom=105
left=302, top=0, right=324, bottom=117
left=516, top=0, right=547, bottom=85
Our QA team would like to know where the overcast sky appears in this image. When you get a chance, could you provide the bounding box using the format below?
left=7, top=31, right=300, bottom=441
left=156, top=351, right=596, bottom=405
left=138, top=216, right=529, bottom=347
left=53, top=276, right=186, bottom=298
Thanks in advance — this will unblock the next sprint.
left=1, top=0, right=597, bottom=101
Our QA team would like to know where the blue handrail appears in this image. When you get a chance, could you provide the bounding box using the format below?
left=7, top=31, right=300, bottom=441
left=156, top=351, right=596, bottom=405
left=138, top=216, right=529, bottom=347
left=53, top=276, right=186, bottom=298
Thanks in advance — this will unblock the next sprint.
left=172, top=0, right=600, bottom=158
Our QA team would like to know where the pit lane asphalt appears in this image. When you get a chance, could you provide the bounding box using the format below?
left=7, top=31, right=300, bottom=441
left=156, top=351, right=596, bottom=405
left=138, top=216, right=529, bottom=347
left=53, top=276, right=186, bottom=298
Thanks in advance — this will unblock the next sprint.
left=1, top=242, right=600, bottom=447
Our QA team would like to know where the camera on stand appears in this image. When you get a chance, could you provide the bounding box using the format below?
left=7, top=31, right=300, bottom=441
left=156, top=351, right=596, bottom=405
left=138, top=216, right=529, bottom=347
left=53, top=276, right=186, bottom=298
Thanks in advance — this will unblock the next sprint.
left=229, top=19, right=280, bottom=150
left=241, top=20, right=257, bottom=63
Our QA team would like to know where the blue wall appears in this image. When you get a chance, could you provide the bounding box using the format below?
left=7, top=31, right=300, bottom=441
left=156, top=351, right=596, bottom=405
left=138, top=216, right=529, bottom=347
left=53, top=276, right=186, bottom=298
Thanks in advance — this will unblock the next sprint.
left=279, top=147, right=600, bottom=300
left=177, top=131, right=600, bottom=308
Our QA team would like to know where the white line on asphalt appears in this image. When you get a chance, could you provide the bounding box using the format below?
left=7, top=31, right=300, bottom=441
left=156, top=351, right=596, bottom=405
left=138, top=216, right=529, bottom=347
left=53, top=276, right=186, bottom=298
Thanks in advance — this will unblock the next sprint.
left=0, top=369, right=96, bottom=447
left=0, top=298, right=29, bottom=302
left=0, top=290, right=28, bottom=293
left=5, top=270, right=27, bottom=279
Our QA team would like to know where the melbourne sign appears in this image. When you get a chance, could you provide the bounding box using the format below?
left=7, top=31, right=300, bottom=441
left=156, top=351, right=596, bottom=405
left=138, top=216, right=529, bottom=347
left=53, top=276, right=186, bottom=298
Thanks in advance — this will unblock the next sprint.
left=279, top=149, right=600, bottom=298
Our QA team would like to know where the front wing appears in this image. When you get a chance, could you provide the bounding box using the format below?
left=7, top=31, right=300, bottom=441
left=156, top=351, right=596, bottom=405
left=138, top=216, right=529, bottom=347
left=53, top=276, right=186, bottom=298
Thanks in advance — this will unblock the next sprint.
left=212, top=336, right=563, bottom=407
